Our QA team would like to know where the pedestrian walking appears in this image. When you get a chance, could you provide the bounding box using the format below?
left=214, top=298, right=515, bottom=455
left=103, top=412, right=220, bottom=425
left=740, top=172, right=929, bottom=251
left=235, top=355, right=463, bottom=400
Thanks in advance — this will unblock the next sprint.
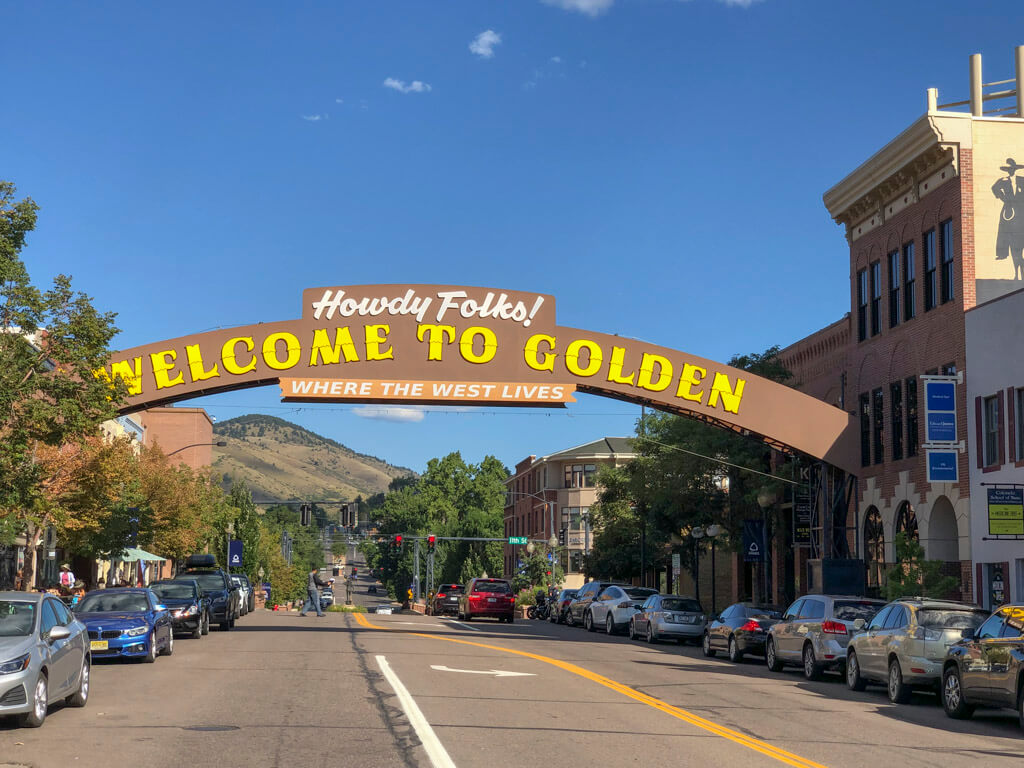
left=300, top=566, right=327, bottom=617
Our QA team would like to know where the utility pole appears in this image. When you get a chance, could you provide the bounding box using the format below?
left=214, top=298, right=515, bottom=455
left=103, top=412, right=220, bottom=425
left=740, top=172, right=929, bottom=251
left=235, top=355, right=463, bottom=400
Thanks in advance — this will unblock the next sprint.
left=413, top=538, right=421, bottom=603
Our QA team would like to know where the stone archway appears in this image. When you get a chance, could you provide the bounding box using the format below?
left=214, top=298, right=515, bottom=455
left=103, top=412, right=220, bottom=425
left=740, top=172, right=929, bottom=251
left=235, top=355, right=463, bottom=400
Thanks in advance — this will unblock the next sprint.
left=925, top=495, right=959, bottom=562
left=863, top=507, right=885, bottom=593
left=894, top=501, right=919, bottom=550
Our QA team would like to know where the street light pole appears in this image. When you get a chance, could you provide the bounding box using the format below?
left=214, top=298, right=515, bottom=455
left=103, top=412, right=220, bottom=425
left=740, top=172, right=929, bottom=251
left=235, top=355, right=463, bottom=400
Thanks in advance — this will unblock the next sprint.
left=705, top=524, right=723, bottom=616
left=691, top=526, right=705, bottom=606
left=165, top=440, right=226, bottom=457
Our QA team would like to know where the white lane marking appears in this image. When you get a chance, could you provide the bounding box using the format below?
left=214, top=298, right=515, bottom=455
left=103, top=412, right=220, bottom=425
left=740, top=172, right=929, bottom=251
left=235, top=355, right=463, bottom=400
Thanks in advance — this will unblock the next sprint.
left=395, top=621, right=444, bottom=626
left=375, top=655, right=457, bottom=768
left=430, top=665, right=535, bottom=677
left=442, top=619, right=481, bottom=632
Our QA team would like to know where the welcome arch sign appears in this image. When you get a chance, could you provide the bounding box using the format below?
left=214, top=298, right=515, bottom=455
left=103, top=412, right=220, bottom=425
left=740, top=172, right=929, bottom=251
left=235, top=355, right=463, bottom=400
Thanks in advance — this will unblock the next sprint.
left=103, top=284, right=857, bottom=473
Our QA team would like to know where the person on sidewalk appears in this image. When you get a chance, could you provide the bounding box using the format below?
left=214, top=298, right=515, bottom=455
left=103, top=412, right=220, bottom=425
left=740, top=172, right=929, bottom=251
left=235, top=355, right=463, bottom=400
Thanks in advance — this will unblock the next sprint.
left=300, top=566, right=328, bottom=617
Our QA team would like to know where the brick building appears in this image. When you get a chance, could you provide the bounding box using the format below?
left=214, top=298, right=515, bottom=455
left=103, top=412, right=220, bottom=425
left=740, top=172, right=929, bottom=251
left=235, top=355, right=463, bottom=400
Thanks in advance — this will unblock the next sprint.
left=137, top=406, right=216, bottom=472
left=781, top=47, right=1024, bottom=601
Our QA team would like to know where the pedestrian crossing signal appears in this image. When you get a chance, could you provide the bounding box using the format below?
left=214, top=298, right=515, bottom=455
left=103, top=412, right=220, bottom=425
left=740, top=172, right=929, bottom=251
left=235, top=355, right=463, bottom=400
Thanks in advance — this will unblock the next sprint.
left=428, top=534, right=436, bottom=553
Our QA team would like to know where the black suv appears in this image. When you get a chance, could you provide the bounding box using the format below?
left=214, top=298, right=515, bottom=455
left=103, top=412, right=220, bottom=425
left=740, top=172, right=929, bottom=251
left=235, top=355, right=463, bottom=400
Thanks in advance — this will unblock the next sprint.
left=179, top=554, right=240, bottom=631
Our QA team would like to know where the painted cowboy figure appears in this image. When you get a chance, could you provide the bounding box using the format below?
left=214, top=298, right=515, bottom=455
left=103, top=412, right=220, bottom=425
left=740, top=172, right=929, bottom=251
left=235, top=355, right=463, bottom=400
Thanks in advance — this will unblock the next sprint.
left=992, top=157, right=1024, bottom=279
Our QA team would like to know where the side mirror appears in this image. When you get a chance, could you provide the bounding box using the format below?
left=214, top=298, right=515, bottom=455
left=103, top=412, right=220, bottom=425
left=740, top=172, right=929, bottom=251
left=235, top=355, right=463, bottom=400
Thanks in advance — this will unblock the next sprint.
left=155, top=604, right=167, bottom=611
left=48, top=625, right=71, bottom=643
left=853, top=618, right=866, bottom=631
left=961, top=627, right=976, bottom=640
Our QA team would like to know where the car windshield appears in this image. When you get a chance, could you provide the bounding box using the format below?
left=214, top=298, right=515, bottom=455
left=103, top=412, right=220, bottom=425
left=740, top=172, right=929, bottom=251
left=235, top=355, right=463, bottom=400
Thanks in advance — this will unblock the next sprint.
left=662, top=598, right=702, bottom=613
left=473, top=581, right=510, bottom=594
left=919, top=609, right=989, bottom=630
left=625, top=588, right=658, bottom=601
left=0, top=601, right=35, bottom=637
left=561, top=591, right=577, bottom=600
left=833, top=600, right=885, bottom=621
left=77, top=593, right=150, bottom=613
left=151, top=584, right=196, bottom=600
left=746, top=606, right=782, bottom=619
left=440, top=586, right=464, bottom=594
left=185, top=573, right=227, bottom=591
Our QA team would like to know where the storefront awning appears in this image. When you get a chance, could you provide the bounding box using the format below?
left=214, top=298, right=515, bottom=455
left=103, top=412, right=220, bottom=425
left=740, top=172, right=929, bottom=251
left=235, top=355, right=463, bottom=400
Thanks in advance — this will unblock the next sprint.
left=111, top=547, right=166, bottom=562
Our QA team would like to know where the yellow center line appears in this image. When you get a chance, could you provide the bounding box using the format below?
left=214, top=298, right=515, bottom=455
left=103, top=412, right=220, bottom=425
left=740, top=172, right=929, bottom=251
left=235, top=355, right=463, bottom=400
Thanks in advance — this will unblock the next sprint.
left=353, top=612, right=828, bottom=768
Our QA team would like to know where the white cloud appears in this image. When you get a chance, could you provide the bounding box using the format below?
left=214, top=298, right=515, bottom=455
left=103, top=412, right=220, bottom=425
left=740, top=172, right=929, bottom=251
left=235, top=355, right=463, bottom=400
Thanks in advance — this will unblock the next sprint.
left=469, top=29, right=502, bottom=59
left=550, top=56, right=562, bottom=64
left=301, top=114, right=323, bottom=121
left=383, top=77, right=432, bottom=94
left=335, top=98, right=344, bottom=104
left=540, top=0, right=614, bottom=16
left=353, top=406, right=426, bottom=423
left=717, top=0, right=761, bottom=6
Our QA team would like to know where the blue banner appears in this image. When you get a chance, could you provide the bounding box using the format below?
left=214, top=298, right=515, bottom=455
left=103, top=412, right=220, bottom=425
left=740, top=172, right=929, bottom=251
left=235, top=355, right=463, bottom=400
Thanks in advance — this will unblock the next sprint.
left=742, top=519, right=764, bottom=562
left=926, top=450, right=958, bottom=483
left=228, top=539, right=243, bottom=568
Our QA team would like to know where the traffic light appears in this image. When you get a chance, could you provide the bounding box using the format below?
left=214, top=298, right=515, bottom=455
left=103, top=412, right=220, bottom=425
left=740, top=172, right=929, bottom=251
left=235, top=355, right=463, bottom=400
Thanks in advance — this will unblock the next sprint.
left=558, top=527, right=566, bottom=547
left=300, top=503, right=311, bottom=526
left=427, top=534, right=436, bottom=553
left=395, top=534, right=403, bottom=551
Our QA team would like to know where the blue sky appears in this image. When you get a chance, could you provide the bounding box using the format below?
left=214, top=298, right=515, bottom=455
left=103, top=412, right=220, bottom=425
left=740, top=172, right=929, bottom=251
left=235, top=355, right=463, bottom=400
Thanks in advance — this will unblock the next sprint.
left=6, top=1, right=1023, bottom=474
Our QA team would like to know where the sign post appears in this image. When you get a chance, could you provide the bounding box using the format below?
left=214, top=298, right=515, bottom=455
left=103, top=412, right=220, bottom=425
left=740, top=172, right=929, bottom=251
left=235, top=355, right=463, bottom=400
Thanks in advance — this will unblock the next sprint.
left=508, top=536, right=528, bottom=545
left=987, top=488, right=1024, bottom=535
left=921, top=375, right=961, bottom=483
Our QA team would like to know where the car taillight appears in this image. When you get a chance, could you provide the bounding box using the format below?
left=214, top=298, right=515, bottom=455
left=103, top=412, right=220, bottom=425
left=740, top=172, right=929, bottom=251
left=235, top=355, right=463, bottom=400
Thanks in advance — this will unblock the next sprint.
left=739, top=620, right=763, bottom=632
left=437, top=593, right=446, bottom=598
left=510, top=596, right=515, bottom=603
left=822, top=620, right=847, bottom=635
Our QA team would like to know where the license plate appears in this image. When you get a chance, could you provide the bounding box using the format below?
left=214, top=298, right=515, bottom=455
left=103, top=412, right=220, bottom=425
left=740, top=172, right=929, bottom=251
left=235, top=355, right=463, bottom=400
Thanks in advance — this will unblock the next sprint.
left=488, top=597, right=496, bottom=603
left=90, top=640, right=108, bottom=651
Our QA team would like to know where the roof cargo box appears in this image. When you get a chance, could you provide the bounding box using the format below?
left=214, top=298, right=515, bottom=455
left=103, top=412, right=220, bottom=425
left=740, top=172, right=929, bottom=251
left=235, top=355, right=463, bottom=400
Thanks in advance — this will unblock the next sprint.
left=185, top=554, right=217, bottom=569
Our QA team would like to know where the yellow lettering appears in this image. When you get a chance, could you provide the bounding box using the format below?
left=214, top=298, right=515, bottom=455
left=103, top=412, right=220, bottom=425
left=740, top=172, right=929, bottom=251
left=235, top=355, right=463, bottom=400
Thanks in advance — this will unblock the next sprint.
left=675, top=363, right=706, bottom=404
left=606, top=346, right=636, bottom=385
left=150, top=350, right=184, bottom=390
left=458, top=326, right=497, bottom=364
left=104, top=357, right=143, bottom=396
left=309, top=328, right=359, bottom=366
left=185, top=344, right=220, bottom=382
left=524, top=334, right=556, bottom=372
left=222, top=337, right=257, bottom=375
left=636, top=353, right=673, bottom=392
left=565, top=339, right=602, bottom=378
left=364, top=325, right=394, bottom=361
left=416, top=324, right=456, bottom=361
left=708, top=372, right=745, bottom=413
left=262, top=332, right=301, bottom=371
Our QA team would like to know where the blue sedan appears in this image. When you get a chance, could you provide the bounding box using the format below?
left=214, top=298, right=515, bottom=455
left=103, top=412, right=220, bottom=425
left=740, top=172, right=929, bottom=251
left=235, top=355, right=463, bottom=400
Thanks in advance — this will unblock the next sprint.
left=73, top=589, right=173, bottom=663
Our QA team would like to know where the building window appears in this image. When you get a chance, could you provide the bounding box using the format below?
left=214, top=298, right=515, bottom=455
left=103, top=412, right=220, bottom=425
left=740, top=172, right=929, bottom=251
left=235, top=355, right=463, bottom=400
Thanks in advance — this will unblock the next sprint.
left=941, top=362, right=957, bottom=376
left=894, top=502, right=919, bottom=545
left=1017, top=388, right=1024, bottom=462
left=859, top=393, right=870, bottom=467
left=924, top=229, right=937, bottom=311
left=864, top=508, right=884, bottom=591
left=584, top=464, right=597, bottom=486
left=857, top=269, right=868, bottom=342
left=888, top=250, right=901, bottom=328
left=903, top=241, right=916, bottom=320
left=872, top=388, right=884, bottom=464
left=940, top=218, right=955, bottom=303
left=905, top=376, right=919, bottom=457
left=564, top=464, right=597, bottom=488
left=890, top=381, right=904, bottom=461
left=870, top=261, right=882, bottom=336
left=984, top=395, right=1001, bottom=467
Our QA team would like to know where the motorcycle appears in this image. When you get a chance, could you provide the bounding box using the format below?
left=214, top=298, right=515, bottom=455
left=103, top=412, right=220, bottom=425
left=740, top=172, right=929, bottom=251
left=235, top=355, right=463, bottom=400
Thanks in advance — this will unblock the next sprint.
left=527, top=596, right=549, bottom=620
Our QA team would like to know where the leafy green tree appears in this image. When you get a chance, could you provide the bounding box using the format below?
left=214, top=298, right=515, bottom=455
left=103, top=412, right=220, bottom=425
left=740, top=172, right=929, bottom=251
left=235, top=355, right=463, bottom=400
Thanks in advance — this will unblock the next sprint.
left=883, top=532, right=959, bottom=600
left=0, top=180, right=125, bottom=588
left=510, top=544, right=564, bottom=593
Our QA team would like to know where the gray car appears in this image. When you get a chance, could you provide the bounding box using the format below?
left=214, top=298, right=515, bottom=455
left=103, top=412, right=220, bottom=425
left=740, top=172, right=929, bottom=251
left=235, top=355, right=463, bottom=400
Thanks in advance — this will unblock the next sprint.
left=847, top=598, right=989, bottom=703
left=630, top=595, right=705, bottom=644
left=0, top=592, right=91, bottom=727
left=766, top=594, right=886, bottom=679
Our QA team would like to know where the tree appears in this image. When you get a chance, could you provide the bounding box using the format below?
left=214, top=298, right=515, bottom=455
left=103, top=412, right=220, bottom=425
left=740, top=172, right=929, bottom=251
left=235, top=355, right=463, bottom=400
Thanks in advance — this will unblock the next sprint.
left=883, top=533, right=959, bottom=600
left=0, top=181, right=125, bottom=588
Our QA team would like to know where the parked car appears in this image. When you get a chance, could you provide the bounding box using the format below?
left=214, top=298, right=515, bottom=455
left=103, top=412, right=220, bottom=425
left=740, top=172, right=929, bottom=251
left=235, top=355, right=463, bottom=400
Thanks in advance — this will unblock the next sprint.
left=458, top=578, right=515, bottom=623
left=236, top=574, right=256, bottom=613
left=567, top=581, right=627, bottom=627
left=549, top=589, right=578, bottom=624
left=703, top=602, right=783, bottom=662
left=845, top=598, right=988, bottom=702
left=150, top=579, right=210, bottom=639
left=0, top=591, right=90, bottom=727
left=230, top=576, right=249, bottom=616
left=432, top=584, right=464, bottom=617
left=766, top=595, right=886, bottom=679
left=584, top=585, right=658, bottom=634
left=631, top=595, right=705, bottom=644
left=941, top=603, right=1024, bottom=724
left=73, top=588, right=173, bottom=663
left=179, top=554, right=240, bottom=631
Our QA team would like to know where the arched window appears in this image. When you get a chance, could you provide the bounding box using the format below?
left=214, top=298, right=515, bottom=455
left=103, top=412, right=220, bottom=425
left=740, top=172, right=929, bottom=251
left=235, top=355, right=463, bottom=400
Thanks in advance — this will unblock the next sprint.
left=864, top=507, right=885, bottom=590
left=894, top=502, right=918, bottom=543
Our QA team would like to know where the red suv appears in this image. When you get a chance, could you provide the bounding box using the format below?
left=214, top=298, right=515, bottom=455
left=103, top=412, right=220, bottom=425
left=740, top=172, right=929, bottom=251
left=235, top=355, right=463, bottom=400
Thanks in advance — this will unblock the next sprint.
left=458, top=578, right=515, bottom=623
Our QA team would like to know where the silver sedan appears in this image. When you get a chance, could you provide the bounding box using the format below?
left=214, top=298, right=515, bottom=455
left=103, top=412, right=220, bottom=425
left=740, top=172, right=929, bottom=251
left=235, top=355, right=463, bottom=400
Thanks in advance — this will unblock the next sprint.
left=0, top=592, right=91, bottom=727
left=630, top=595, right=706, bottom=644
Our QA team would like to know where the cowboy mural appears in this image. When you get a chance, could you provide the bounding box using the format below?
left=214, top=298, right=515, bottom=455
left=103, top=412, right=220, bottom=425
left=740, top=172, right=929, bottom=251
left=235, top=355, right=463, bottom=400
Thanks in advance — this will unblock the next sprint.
left=992, top=157, right=1024, bottom=280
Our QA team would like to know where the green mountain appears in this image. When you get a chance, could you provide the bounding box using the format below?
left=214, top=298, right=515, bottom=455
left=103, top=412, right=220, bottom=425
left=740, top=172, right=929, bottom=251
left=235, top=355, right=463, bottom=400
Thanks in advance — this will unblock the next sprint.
left=211, top=414, right=415, bottom=503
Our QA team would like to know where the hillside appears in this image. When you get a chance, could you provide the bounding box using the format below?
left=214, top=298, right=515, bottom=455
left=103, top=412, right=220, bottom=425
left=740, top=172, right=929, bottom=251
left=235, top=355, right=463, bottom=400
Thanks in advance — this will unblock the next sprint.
left=211, top=414, right=415, bottom=502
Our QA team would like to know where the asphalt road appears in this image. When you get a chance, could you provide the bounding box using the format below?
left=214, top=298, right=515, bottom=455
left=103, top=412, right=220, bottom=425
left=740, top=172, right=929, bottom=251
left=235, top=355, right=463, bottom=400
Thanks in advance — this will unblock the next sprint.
left=3, top=566, right=1024, bottom=768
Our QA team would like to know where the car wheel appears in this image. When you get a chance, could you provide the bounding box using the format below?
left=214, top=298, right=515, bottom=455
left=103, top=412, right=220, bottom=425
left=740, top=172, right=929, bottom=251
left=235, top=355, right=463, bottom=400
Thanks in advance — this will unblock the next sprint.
left=464, top=613, right=472, bottom=621
left=647, top=623, right=657, bottom=644
left=605, top=614, right=615, bottom=635
left=565, top=611, right=574, bottom=627
left=221, top=619, right=231, bottom=631
left=162, top=628, right=174, bottom=656
left=846, top=650, right=866, bottom=691
left=584, top=611, right=595, bottom=632
left=508, top=615, right=515, bottom=624
left=766, top=638, right=783, bottom=672
left=702, top=632, right=716, bottom=657
left=803, top=643, right=821, bottom=681
left=628, top=620, right=636, bottom=640
left=201, top=613, right=210, bottom=636
left=729, top=636, right=744, bottom=663
left=144, top=634, right=158, bottom=663
left=887, top=658, right=911, bottom=704
left=1017, top=685, right=1024, bottom=731
left=942, top=666, right=974, bottom=719
left=192, top=619, right=203, bottom=639
left=66, top=659, right=89, bottom=708
left=19, top=674, right=47, bottom=728
left=229, top=617, right=236, bottom=628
